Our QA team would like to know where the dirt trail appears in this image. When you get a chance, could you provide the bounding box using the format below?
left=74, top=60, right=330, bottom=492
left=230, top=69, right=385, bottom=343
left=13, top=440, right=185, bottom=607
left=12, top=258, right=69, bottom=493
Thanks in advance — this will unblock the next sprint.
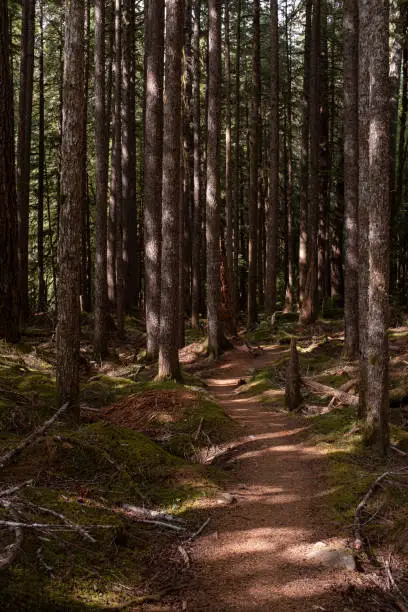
left=183, top=347, right=350, bottom=611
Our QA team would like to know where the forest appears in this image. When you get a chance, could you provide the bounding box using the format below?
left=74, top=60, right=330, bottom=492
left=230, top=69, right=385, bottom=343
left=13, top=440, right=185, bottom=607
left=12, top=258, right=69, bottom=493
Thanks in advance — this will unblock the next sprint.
left=1, top=0, right=408, bottom=609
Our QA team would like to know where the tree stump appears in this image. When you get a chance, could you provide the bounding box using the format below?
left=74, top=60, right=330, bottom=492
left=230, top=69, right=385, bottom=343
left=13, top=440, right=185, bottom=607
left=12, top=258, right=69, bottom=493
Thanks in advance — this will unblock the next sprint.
left=285, top=338, right=302, bottom=411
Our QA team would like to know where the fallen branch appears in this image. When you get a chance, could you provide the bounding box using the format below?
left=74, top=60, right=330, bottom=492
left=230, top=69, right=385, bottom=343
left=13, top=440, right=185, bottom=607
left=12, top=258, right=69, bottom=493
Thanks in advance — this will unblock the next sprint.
left=36, top=546, right=54, bottom=575
left=194, top=417, right=204, bottom=441
left=354, top=471, right=389, bottom=550
left=140, top=519, right=186, bottom=532
left=301, top=378, right=359, bottom=408
left=391, top=445, right=408, bottom=458
left=108, top=593, right=166, bottom=610
left=383, top=557, right=408, bottom=608
left=0, top=403, right=69, bottom=469
left=0, top=480, right=33, bottom=498
left=23, top=501, right=96, bottom=543
left=0, top=509, right=23, bottom=571
left=0, top=386, right=31, bottom=405
left=122, top=504, right=185, bottom=525
left=177, top=545, right=190, bottom=567
left=188, top=517, right=211, bottom=541
left=0, top=520, right=112, bottom=533
left=52, top=435, right=123, bottom=473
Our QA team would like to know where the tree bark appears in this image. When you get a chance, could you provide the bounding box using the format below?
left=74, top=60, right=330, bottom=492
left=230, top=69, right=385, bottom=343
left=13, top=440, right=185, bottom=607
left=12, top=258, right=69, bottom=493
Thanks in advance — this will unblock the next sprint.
left=365, top=0, right=390, bottom=456
left=299, top=0, right=312, bottom=307
left=232, top=0, right=242, bottom=319
left=144, top=0, right=165, bottom=359
left=206, top=0, right=222, bottom=358
left=300, top=0, right=320, bottom=324
left=284, top=0, right=295, bottom=311
left=56, top=0, right=85, bottom=421
left=158, top=0, right=183, bottom=380
left=112, top=0, right=124, bottom=337
left=122, top=0, right=137, bottom=312
left=191, top=0, right=201, bottom=329
left=358, top=0, right=370, bottom=417
left=265, top=0, right=279, bottom=317
left=94, top=0, right=109, bottom=358
left=0, top=0, right=20, bottom=342
left=247, top=0, right=260, bottom=328
left=343, top=0, right=359, bottom=359
left=17, top=0, right=36, bottom=322
left=317, top=0, right=329, bottom=305
left=225, top=0, right=233, bottom=318
left=37, top=0, right=46, bottom=312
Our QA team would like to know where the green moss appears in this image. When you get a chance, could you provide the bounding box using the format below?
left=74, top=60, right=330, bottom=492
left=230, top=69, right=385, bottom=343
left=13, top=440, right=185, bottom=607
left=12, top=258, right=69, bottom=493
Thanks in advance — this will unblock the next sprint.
left=164, top=395, right=235, bottom=454
left=80, top=375, right=141, bottom=407
left=308, top=406, right=356, bottom=442
left=0, top=484, right=147, bottom=611
left=235, top=366, right=282, bottom=398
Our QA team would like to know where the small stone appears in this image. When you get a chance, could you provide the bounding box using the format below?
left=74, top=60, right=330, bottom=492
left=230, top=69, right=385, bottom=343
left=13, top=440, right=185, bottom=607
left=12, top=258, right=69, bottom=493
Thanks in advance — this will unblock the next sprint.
left=216, top=492, right=236, bottom=505
left=307, top=542, right=356, bottom=571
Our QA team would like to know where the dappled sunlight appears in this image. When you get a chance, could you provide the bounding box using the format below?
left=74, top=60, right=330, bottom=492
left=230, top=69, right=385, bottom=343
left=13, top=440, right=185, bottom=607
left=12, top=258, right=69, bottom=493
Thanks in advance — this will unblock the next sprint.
left=181, top=341, right=354, bottom=610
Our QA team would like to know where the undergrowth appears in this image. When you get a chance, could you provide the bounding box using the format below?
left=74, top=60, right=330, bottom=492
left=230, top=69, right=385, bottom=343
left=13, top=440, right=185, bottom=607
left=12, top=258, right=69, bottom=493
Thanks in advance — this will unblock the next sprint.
left=0, top=334, right=232, bottom=609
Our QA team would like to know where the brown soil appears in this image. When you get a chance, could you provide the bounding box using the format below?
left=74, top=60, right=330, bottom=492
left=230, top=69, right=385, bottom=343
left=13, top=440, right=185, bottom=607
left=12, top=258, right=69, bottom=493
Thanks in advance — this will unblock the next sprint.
left=100, top=389, right=195, bottom=434
left=180, top=346, right=353, bottom=611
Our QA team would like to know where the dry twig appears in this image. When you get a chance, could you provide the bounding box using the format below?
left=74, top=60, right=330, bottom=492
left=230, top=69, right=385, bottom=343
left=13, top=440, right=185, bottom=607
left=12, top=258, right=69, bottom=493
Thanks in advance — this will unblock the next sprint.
left=177, top=545, right=190, bottom=567
left=0, top=509, right=23, bottom=571
left=0, top=403, right=69, bottom=469
left=354, top=471, right=389, bottom=550
left=188, top=517, right=211, bottom=541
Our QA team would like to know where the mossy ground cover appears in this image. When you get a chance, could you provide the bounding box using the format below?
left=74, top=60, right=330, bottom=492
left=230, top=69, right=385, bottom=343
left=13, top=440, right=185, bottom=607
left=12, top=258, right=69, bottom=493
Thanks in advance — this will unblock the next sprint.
left=0, top=333, right=233, bottom=609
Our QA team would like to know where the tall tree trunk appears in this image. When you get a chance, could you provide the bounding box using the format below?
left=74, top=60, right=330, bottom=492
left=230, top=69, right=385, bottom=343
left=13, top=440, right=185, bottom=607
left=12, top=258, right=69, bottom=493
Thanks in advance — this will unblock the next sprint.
left=0, top=0, right=20, bottom=342
left=37, top=0, right=46, bottom=312
left=17, top=0, right=36, bottom=322
left=122, top=0, right=137, bottom=312
left=396, top=43, right=408, bottom=213
left=206, top=0, right=222, bottom=357
left=191, top=0, right=201, bottom=329
left=57, top=0, right=85, bottom=421
left=284, top=0, right=295, bottom=310
left=343, top=0, right=359, bottom=359
left=94, top=0, right=109, bottom=357
left=233, top=0, right=242, bottom=318
left=365, top=0, right=390, bottom=456
left=81, top=0, right=91, bottom=313
left=265, top=0, right=279, bottom=316
left=112, top=0, right=124, bottom=337
left=300, top=0, right=320, bottom=324
left=358, top=0, right=370, bottom=417
left=317, top=0, right=329, bottom=304
left=158, top=0, right=183, bottom=380
left=225, top=0, right=233, bottom=314
left=247, top=0, right=260, bottom=328
left=299, top=0, right=312, bottom=306
left=144, top=0, right=164, bottom=359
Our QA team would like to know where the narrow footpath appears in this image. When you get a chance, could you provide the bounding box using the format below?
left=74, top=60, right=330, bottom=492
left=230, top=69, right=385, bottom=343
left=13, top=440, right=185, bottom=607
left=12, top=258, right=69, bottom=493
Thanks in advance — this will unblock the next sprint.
left=183, top=347, right=351, bottom=611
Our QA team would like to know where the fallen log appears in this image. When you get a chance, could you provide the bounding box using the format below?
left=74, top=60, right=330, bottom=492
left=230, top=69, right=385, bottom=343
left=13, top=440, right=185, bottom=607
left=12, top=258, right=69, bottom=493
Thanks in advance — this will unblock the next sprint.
left=339, top=378, right=359, bottom=393
left=301, top=378, right=359, bottom=408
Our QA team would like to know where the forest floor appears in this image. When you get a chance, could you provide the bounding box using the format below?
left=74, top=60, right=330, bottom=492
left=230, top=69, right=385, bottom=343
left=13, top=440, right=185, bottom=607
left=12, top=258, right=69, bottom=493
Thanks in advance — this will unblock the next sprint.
left=1, top=313, right=408, bottom=610
left=181, top=344, right=352, bottom=611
